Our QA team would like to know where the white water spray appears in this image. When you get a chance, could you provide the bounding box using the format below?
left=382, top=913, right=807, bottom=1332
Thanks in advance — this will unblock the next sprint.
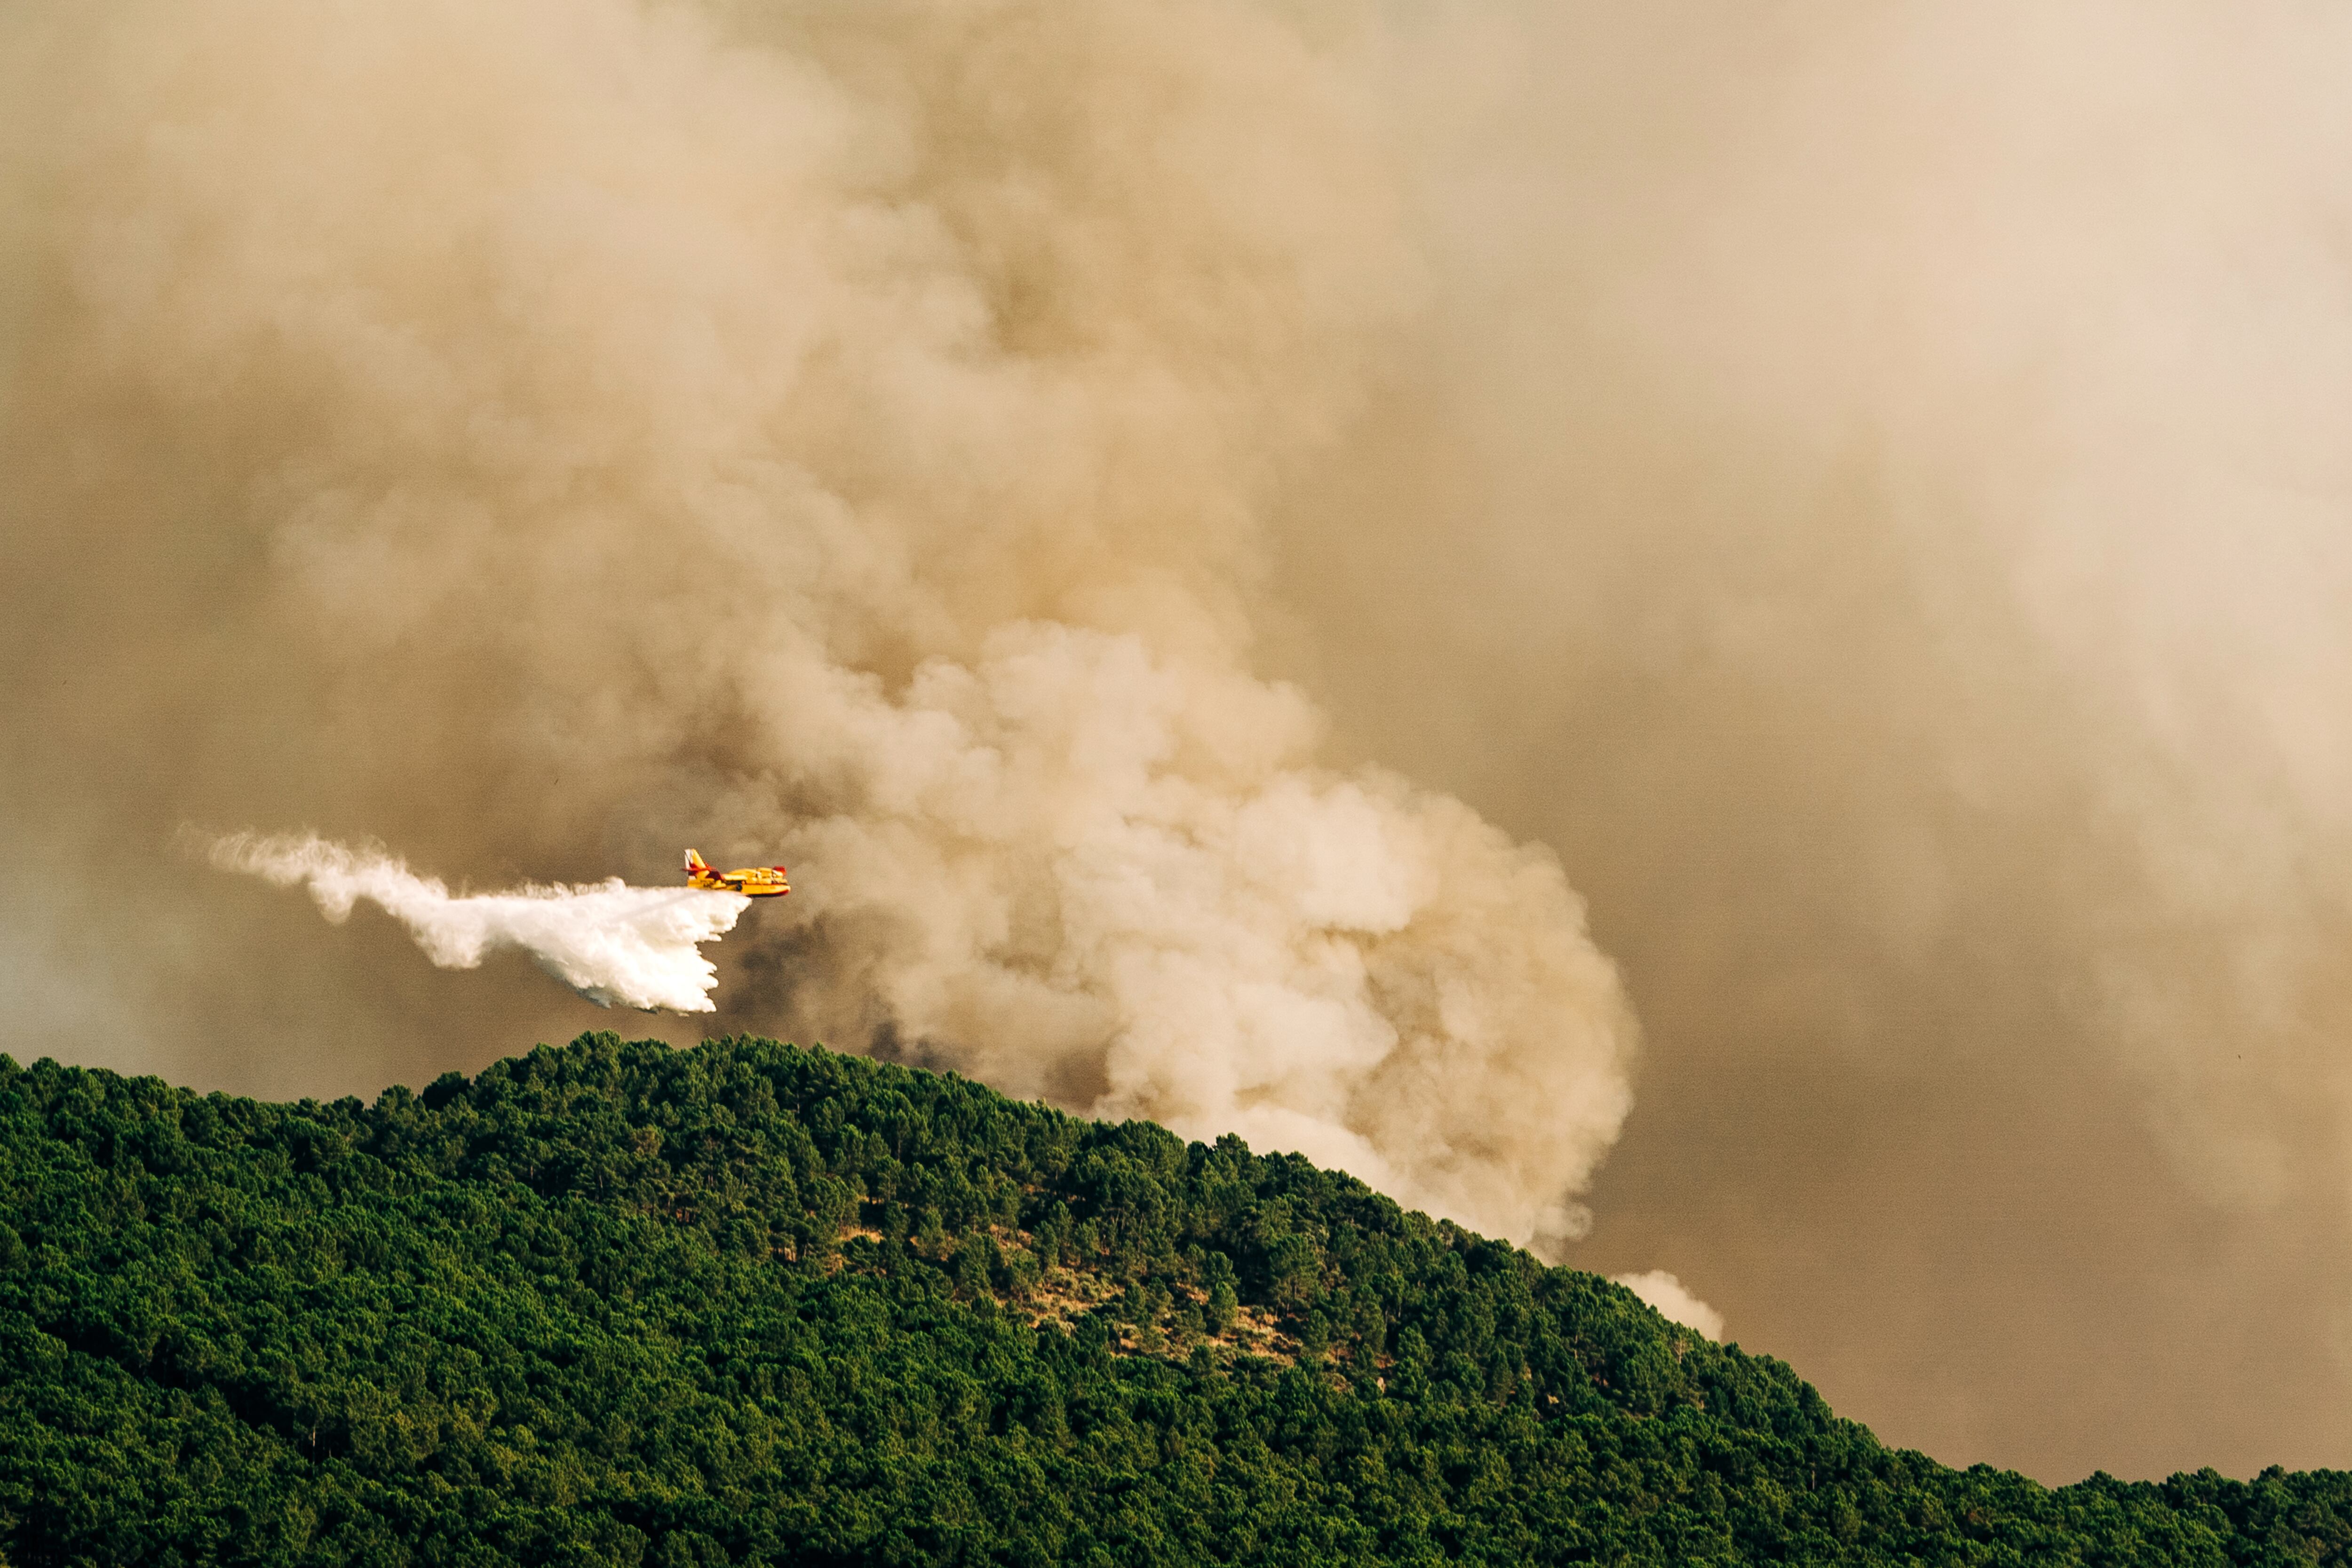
left=208, top=833, right=749, bottom=1013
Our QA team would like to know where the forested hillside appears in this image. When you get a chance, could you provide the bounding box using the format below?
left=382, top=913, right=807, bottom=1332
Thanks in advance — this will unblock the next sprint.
left=0, top=1034, right=2345, bottom=1565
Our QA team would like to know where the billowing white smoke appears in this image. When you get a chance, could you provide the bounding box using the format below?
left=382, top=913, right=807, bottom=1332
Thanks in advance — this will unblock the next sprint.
left=209, top=834, right=748, bottom=1013
left=1613, top=1271, right=1725, bottom=1343
left=787, top=622, right=1633, bottom=1244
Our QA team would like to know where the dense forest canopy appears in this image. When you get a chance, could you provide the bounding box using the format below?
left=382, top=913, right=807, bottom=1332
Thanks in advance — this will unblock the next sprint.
left=0, top=1034, right=2345, bottom=1565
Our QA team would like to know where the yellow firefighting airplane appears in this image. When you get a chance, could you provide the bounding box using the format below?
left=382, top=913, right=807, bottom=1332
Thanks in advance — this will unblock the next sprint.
left=684, top=849, right=790, bottom=898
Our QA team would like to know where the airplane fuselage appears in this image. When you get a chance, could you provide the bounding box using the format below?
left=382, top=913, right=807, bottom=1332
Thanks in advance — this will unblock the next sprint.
left=684, top=851, right=788, bottom=897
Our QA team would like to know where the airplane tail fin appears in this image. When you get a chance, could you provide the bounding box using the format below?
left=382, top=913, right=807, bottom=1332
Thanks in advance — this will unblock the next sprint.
left=684, top=849, right=708, bottom=874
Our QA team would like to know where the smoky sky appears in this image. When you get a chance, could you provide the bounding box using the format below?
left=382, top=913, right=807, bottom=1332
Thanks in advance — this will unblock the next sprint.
left=8, top=0, right=2352, bottom=1484
left=0, top=0, right=1637, bottom=1262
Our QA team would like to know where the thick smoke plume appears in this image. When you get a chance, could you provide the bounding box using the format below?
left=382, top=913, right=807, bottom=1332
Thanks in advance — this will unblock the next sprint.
left=207, top=834, right=749, bottom=1013
left=0, top=0, right=1632, bottom=1254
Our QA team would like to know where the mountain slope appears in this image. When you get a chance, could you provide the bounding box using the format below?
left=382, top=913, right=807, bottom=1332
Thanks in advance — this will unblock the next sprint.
left=0, top=1034, right=2344, bottom=1565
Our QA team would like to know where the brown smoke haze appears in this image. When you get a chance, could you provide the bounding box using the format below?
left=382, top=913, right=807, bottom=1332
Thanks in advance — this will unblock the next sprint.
left=4, top=0, right=2351, bottom=1483
left=0, top=0, right=1641, bottom=1260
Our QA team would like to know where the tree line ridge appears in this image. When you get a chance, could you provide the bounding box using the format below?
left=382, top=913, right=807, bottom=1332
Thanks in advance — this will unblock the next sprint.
left=0, top=1033, right=2344, bottom=1564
